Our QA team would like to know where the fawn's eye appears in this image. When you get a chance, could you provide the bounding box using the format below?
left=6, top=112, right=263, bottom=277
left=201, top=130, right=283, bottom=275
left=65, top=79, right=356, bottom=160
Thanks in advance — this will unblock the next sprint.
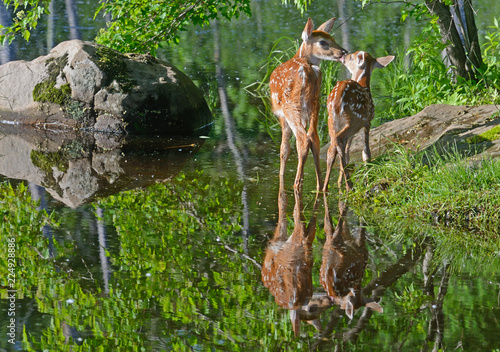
left=308, top=305, right=318, bottom=313
left=319, top=40, right=328, bottom=48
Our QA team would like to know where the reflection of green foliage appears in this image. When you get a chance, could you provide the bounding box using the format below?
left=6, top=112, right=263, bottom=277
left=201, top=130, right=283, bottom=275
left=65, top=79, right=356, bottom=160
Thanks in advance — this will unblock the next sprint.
left=3, top=165, right=500, bottom=350
left=19, top=171, right=301, bottom=350
left=0, top=182, right=57, bottom=299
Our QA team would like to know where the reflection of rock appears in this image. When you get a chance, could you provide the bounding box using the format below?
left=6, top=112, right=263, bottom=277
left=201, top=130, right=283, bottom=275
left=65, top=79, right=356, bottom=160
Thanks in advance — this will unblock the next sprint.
left=92, top=151, right=123, bottom=184
left=0, top=125, right=204, bottom=207
left=0, top=40, right=212, bottom=135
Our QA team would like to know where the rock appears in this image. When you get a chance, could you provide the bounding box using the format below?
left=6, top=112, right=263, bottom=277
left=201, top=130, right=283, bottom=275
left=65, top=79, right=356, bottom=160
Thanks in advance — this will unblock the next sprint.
left=321, top=104, right=500, bottom=161
left=0, top=40, right=212, bottom=135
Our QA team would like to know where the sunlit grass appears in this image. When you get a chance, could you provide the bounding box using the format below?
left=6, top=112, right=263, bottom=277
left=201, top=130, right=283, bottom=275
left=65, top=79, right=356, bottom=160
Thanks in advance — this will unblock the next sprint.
left=344, top=144, right=500, bottom=273
left=347, top=144, right=500, bottom=235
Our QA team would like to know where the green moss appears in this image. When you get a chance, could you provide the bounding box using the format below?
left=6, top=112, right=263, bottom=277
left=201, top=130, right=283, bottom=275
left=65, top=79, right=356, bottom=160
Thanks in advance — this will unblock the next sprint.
left=95, top=46, right=136, bottom=93
left=46, top=54, right=68, bottom=81
left=466, top=125, right=500, bottom=144
left=30, top=150, right=69, bottom=174
left=33, top=82, right=71, bottom=105
left=33, top=53, right=72, bottom=105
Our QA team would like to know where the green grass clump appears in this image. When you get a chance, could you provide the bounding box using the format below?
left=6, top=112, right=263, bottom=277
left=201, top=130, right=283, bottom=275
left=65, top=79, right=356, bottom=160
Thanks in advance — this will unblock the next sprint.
left=347, top=145, right=500, bottom=235
left=466, top=125, right=500, bottom=144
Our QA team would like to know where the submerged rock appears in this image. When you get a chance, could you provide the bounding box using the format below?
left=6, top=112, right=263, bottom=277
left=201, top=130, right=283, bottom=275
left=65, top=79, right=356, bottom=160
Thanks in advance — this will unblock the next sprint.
left=0, top=40, right=212, bottom=135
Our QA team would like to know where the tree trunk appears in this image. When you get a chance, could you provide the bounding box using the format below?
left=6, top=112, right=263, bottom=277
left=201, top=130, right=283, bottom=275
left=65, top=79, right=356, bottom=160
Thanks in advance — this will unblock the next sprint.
left=460, top=0, right=483, bottom=69
left=425, top=0, right=471, bottom=80
left=425, top=0, right=483, bottom=81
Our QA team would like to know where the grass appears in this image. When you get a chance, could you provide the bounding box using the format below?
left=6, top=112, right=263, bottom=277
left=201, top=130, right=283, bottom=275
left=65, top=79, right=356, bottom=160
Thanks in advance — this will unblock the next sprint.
left=347, top=144, right=500, bottom=235
left=466, top=124, right=500, bottom=144
left=343, top=144, right=500, bottom=273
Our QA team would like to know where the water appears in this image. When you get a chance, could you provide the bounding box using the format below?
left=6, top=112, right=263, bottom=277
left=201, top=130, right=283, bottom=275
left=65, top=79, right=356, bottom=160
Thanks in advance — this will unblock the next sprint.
left=1, top=0, right=500, bottom=350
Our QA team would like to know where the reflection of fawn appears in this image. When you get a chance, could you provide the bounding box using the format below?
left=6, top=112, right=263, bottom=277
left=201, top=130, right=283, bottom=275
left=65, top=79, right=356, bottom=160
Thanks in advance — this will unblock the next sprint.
left=320, top=198, right=383, bottom=319
left=262, top=189, right=332, bottom=337
left=270, top=17, right=347, bottom=192
left=323, top=51, right=394, bottom=191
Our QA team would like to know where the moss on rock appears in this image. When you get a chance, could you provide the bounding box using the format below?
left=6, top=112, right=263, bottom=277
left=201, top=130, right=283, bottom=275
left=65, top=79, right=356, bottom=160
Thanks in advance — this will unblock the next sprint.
left=466, top=125, right=500, bottom=144
left=94, top=46, right=136, bottom=93
left=33, top=53, right=72, bottom=105
left=33, top=82, right=71, bottom=105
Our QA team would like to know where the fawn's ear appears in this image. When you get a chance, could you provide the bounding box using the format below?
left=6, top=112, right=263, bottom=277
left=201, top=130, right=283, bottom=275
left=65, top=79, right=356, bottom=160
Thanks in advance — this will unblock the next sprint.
left=316, top=17, right=336, bottom=33
left=356, top=51, right=366, bottom=66
left=290, top=310, right=301, bottom=337
left=374, top=55, right=395, bottom=69
left=302, top=18, right=314, bottom=42
left=307, top=318, right=323, bottom=332
left=345, top=301, right=354, bottom=320
left=365, top=301, right=384, bottom=313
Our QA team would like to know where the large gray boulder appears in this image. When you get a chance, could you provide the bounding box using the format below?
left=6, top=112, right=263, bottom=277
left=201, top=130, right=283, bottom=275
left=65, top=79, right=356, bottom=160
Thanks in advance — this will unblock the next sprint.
left=0, top=40, right=212, bottom=135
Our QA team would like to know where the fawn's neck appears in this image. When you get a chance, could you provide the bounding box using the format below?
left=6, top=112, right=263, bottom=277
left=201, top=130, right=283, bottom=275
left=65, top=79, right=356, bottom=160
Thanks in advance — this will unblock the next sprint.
left=352, top=71, right=371, bottom=90
left=296, top=43, right=321, bottom=66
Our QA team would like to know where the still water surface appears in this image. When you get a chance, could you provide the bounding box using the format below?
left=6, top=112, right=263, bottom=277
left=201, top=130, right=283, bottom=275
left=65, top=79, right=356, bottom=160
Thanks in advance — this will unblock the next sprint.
left=1, top=0, right=500, bottom=350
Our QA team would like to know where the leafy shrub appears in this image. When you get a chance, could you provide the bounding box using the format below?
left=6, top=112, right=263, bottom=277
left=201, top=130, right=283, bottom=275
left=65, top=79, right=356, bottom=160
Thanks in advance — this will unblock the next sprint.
left=375, top=17, right=500, bottom=125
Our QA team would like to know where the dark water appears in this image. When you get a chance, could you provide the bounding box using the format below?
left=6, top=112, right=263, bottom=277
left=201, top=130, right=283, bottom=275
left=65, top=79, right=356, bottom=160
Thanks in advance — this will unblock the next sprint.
left=1, top=0, right=500, bottom=350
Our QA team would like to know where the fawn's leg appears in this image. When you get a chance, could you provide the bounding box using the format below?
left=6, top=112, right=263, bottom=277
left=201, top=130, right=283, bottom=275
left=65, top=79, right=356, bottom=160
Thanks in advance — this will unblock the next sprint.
left=294, top=126, right=309, bottom=191
left=279, top=118, right=292, bottom=190
left=323, top=141, right=338, bottom=192
left=308, top=124, right=323, bottom=192
left=362, top=124, right=371, bottom=163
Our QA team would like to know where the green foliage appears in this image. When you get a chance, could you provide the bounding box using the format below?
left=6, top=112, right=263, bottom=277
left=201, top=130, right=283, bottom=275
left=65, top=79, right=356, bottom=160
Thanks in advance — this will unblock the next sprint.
left=375, top=17, right=500, bottom=124
left=0, top=0, right=50, bottom=44
left=95, top=0, right=252, bottom=54
left=281, top=0, right=311, bottom=14
left=1, top=0, right=251, bottom=54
